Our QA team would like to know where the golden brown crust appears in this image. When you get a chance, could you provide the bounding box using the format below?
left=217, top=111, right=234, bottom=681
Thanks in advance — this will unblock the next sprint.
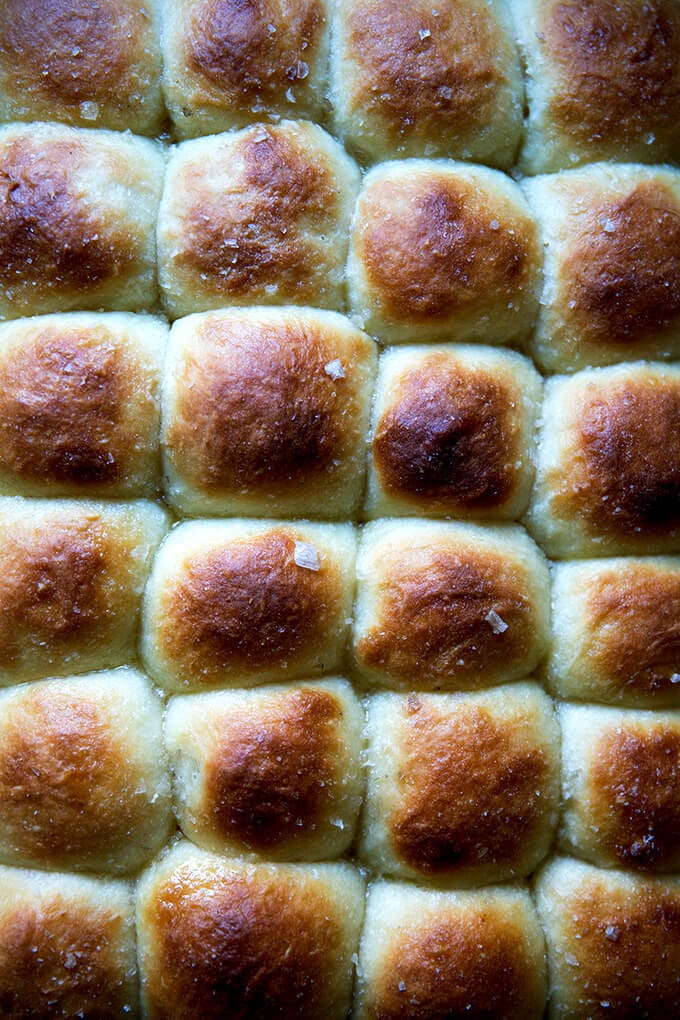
left=367, top=901, right=544, bottom=1020
left=584, top=564, right=680, bottom=700
left=0, top=883, right=135, bottom=1019
left=387, top=696, right=551, bottom=876
left=587, top=724, right=680, bottom=870
left=562, top=181, right=680, bottom=347
left=202, top=687, right=342, bottom=853
left=186, top=0, right=324, bottom=103
left=0, top=325, right=146, bottom=489
left=140, top=858, right=356, bottom=1020
left=552, top=375, right=680, bottom=539
left=0, top=136, right=132, bottom=303
left=357, top=542, right=535, bottom=688
left=167, top=315, right=364, bottom=496
left=552, top=869, right=680, bottom=1017
left=544, top=0, right=680, bottom=152
left=343, top=0, right=507, bottom=151
left=156, top=529, right=344, bottom=685
left=175, top=127, right=337, bottom=303
left=0, top=685, right=154, bottom=868
left=0, top=0, right=160, bottom=130
left=356, top=172, right=535, bottom=326
left=373, top=352, right=521, bottom=511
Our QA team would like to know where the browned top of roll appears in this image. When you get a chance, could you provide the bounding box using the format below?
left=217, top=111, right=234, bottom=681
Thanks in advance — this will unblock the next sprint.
left=373, top=352, right=522, bottom=510
left=142, top=860, right=350, bottom=1019
left=167, top=314, right=365, bottom=496
left=357, top=542, right=534, bottom=687
left=585, top=564, right=680, bottom=699
left=555, top=871, right=680, bottom=1017
left=0, top=0, right=154, bottom=107
left=562, top=180, right=680, bottom=346
left=553, top=375, right=680, bottom=538
left=588, top=723, right=680, bottom=870
left=0, top=135, right=132, bottom=299
left=157, top=529, right=344, bottom=683
left=203, top=687, right=343, bottom=853
left=387, top=696, right=550, bottom=875
left=176, top=128, right=338, bottom=303
left=185, top=0, right=325, bottom=102
left=0, top=686, right=148, bottom=865
left=542, top=0, right=680, bottom=149
left=367, top=899, right=543, bottom=1020
left=355, top=170, right=536, bottom=325
left=0, top=885, right=133, bottom=1019
left=343, top=0, right=510, bottom=146
left=0, top=325, right=139, bottom=488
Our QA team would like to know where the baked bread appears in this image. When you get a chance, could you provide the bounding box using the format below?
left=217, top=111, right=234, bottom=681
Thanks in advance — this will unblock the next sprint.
left=365, top=343, right=542, bottom=520
left=164, top=678, right=364, bottom=860
left=136, top=841, right=365, bottom=1020
left=0, top=311, right=166, bottom=498
left=157, top=120, right=360, bottom=317
left=161, top=306, right=377, bottom=518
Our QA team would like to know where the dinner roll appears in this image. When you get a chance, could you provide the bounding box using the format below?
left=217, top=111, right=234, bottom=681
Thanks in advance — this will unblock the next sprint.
left=0, top=497, right=167, bottom=687
left=0, top=312, right=166, bottom=499
left=526, top=364, right=680, bottom=558
left=330, top=0, right=523, bottom=166
left=524, top=164, right=680, bottom=372
left=352, top=519, right=550, bottom=691
left=512, top=0, right=680, bottom=173
left=548, top=558, right=680, bottom=708
left=365, top=344, right=541, bottom=520
left=359, top=685, right=560, bottom=885
left=142, top=519, right=356, bottom=693
left=157, top=121, right=360, bottom=318
left=162, top=307, right=377, bottom=518
left=136, top=841, right=365, bottom=1020
left=354, top=881, right=547, bottom=1020
left=559, top=704, right=680, bottom=873
left=0, top=865, right=137, bottom=1018
left=0, top=123, right=164, bottom=320
left=0, top=0, right=163, bottom=134
left=535, top=857, right=680, bottom=1019
left=162, top=0, right=330, bottom=137
left=165, top=678, right=364, bottom=861
left=0, top=668, right=171, bottom=875
left=347, top=159, right=541, bottom=344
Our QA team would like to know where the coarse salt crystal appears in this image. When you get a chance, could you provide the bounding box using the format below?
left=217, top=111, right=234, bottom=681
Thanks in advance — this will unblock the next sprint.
left=485, top=609, right=508, bottom=634
left=294, top=541, right=320, bottom=571
left=324, top=359, right=345, bottom=380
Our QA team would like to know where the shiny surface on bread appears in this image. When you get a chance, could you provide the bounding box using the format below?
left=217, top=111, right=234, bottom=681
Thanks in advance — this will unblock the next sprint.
left=163, top=0, right=327, bottom=134
left=528, top=364, right=680, bottom=556
left=0, top=669, right=171, bottom=874
left=142, top=520, right=354, bottom=691
left=0, top=0, right=163, bottom=134
left=348, top=160, right=540, bottom=343
left=165, top=679, right=364, bottom=859
left=0, top=498, right=167, bottom=685
left=136, top=843, right=365, bottom=1020
left=158, top=122, right=360, bottom=317
left=354, top=882, right=547, bottom=1020
left=353, top=520, right=550, bottom=690
left=0, top=313, right=165, bottom=497
left=368, top=345, right=540, bottom=519
left=536, top=858, right=680, bottom=1019
left=162, top=308, right=376, bottom=517
left=332, top=0, right=522, bottom=165
left=361, top=686, right=559, bottom=884
left=548, top=559, right=680, bottom=706
left=0, top=124, right=163, bottom=319
left=0, top=866, right=138, bottom=1019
